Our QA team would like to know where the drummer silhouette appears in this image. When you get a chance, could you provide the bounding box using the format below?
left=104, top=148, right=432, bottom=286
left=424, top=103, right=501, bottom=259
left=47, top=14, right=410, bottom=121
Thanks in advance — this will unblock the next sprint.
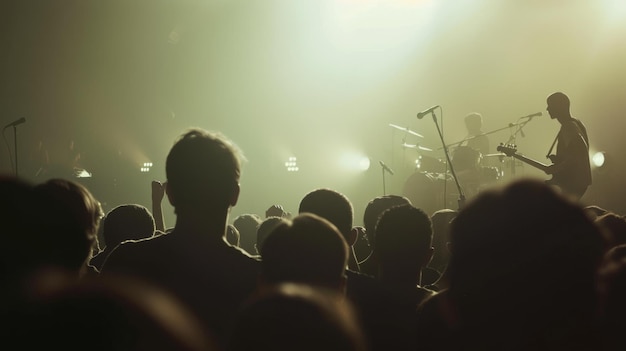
left=460, top=112, right=490, bottom=156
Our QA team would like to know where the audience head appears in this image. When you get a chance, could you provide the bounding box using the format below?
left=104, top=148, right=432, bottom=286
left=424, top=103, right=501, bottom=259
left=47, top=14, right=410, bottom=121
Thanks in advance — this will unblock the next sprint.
left=32, top=178, right=103, bottom=276
left=362, top=195, right=412, bottom=248
left=0, top=175, right=39, bottom=281
left=2, top=269, right=216, bottom=351
left=298, top=188, right=355, bottom=245
left=260, top=213, right=348, bottom=291
left=597, top=243, right=626, bottom=349
left=374, top=204, right=433, bottom=282
left=265, top=204, right=290, bottom=218
left=594, top=212, right=626, bottom=250
left=232, top=213, right=262, bottom=254
left=165, top=128, right=244, bottom=215
left=101, top=204, right=156, bottom=248
left=227, top=283, right=366, bottom=351
left=584, top=205, right=609, bottom=220
left=446, top=178, right=604, bottom=348
left=255, top=216, right=283, bottom=255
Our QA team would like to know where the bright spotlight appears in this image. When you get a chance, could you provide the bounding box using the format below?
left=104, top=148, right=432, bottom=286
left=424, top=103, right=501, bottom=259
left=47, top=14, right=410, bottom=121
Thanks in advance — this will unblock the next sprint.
left=74, top=168, right=92, bottom=178
left=359, top=157, right=371, bottom=171
left=339, top=152, right=371, bottom=172
left=592, top=152, right=606, bottom=168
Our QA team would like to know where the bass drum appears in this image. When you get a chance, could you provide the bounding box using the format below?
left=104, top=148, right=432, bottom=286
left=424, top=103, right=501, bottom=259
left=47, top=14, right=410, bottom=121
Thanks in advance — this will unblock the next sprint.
left=402, top=172, right=455, bottom=215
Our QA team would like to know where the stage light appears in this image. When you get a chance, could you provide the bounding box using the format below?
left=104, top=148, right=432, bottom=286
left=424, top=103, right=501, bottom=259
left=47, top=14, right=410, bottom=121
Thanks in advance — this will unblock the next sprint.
left=592, top=151, right=606, bottom=168
left=140, top=162, right=153, bottom=173
left=358, top=157, right=371, bottom=171
left=339, top=152, right=371, bottom=172
left=285, top=156, right=299, bottom=172
left=74, top=168, right=92, bottom=178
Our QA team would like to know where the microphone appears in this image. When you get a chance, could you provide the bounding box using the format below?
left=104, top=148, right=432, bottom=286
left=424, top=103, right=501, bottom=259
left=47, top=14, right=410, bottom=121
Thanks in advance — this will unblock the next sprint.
left=520, top=112, right=542, bottom=119
left=3, top=117, right=26, bottom=129
left=416, top=105, right=440, bottom=119
left=379, top=161, right=394, bottom=175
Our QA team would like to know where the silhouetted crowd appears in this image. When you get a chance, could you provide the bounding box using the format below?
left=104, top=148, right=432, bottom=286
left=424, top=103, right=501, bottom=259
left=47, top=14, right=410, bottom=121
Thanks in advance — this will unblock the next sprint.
left=1, top=127, right=625, bottom=351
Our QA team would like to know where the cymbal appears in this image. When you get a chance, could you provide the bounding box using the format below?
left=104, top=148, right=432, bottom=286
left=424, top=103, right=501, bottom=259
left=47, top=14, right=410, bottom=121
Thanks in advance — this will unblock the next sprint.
left=389, top=123, right=424, bottom=138
left=402, top=143, right=433, bottom=152
left=483, top=153, right=506, bottom=157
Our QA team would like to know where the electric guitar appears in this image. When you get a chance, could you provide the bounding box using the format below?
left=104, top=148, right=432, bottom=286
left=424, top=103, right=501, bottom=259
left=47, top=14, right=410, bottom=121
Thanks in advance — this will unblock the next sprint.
left=496, top=143, right=588, bottom=200
left=496, top=143, right=561, bottom=186
left=497, top=143, right=550, bottom=172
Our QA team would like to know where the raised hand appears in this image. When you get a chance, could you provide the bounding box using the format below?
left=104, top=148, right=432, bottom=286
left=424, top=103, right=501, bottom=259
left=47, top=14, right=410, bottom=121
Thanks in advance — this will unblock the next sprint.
left=265, top=204, right=290, bottom=218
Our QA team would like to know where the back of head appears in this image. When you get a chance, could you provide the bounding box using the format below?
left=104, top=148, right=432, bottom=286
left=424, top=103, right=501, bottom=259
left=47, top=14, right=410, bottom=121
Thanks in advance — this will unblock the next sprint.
left=595, top=212, right=626, bottom=250
left=374, top=204, right=433, bottom=277
left=232, top=213, right=262, bottom=253
left=32, top=178, right=103, bottom=275
left=584, top=205, right=609, bottom=220
left=227, top=283, right=366, bottom=351
left=256, top=216, right=284, bottom=255
left=448, top=179, right=603, bottom=292
left=363, top=195, right=411, bottom=246
left=298, top=188, right=353, bottom=239
left=260, top=213, right=348, bottom=290
left=2, top=270, right=215, bottom=351
left=102, top=204, right=156, bottom=248
left=597, top=244, right=626, bottom=349
left=446, top=178, right=603, bottom=347
left=0, top=175, right=39, bottom=281
left=166, top=128, right=243, bottom=214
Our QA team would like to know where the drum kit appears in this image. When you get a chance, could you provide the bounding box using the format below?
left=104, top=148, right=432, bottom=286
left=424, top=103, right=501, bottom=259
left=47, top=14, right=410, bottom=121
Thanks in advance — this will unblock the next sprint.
left=389, top=123, right=504, bottom=213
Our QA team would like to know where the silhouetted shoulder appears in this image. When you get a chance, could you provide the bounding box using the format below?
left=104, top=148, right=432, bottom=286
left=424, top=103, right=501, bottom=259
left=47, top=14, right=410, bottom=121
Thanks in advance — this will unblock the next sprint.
left=103, top=231, right=260, bottom=278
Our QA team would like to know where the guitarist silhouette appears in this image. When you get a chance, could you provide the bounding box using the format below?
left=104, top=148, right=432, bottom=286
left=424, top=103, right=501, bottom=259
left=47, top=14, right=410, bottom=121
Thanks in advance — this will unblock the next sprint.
left=499, top=92, right=591, bottom=201
left=544, top=92, right=591, bottom=200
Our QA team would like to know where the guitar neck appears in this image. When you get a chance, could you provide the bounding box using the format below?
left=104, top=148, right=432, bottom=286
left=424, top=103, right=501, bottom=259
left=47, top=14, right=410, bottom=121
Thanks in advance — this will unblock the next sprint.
left=510, top=153, right=549, bottom=172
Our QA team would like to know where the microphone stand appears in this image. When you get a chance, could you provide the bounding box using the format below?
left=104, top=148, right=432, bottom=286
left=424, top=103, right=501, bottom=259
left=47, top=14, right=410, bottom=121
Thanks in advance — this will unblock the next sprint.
left=14, top=125, right=18, bottom=177
left=426, top=110, right=466, bottom=210
left=505, top=118, right=533, bottom=178
left=437, top=124, right=519, bottom=150
left=381, top=164, right=387, bottom=195
left=3, top=124, right=20, bottom=177
left=379, top=161, right=394, bottom=195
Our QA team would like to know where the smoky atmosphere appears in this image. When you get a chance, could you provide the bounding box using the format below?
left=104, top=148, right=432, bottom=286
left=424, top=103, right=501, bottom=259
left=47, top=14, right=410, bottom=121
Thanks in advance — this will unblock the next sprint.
left=2, top=0, right=626, bottom=225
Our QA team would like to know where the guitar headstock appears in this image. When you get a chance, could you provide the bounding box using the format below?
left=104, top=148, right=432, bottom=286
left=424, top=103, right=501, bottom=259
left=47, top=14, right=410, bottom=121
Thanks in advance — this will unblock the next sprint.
left=497, top=143, right=517, bottom=157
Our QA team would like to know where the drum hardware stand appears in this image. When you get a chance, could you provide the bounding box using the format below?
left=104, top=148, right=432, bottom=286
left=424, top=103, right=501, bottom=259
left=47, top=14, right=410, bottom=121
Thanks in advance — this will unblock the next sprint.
left=419, top=109, right=466, bottom=210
